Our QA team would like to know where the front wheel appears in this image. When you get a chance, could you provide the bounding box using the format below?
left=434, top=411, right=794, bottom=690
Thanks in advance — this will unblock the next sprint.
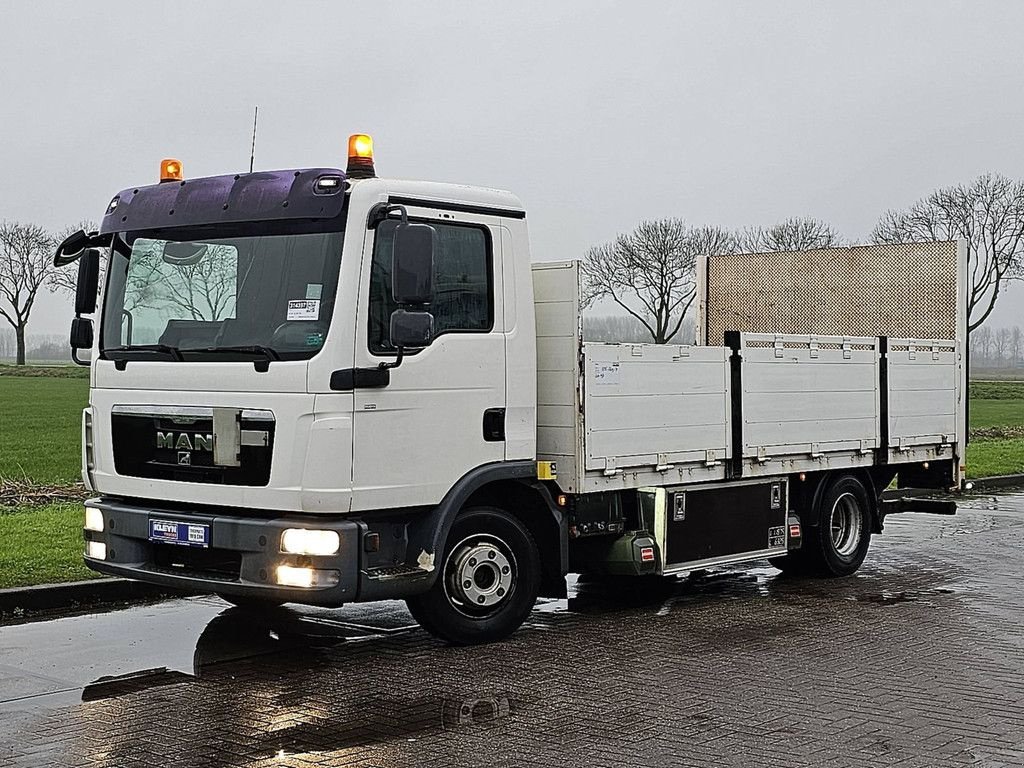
left=406, top=507, right=541, bottom=645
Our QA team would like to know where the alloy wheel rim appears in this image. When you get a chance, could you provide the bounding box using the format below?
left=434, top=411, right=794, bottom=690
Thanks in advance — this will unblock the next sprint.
left=444, top=535, right=516, bottom=615
left=830, top=492, right=863, bottom=557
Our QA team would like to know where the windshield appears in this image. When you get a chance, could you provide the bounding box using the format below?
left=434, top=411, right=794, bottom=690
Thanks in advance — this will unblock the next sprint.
left=101, top=227, right=344, bottom=361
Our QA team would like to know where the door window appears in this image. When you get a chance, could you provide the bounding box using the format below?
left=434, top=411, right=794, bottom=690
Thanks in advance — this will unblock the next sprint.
left=368, top=219, right=492, bottom=354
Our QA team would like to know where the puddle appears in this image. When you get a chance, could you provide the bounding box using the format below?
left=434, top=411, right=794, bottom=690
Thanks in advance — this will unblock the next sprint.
left=851, top=587, right=956, bottom=605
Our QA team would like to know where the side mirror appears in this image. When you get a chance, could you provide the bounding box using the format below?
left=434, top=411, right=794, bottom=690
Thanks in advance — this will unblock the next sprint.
left=70, top=317, right=94, bottom=350
left=75, top=248, right=101, bottom=315
left=54, top=229, right=90, bottom=266
left=390, top=309, right=434, bottom=349
left=392, top=222, right=435, bottom=305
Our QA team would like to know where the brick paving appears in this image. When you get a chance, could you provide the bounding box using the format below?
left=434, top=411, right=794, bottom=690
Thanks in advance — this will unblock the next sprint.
left=1, top=489, right=1023, bottom=767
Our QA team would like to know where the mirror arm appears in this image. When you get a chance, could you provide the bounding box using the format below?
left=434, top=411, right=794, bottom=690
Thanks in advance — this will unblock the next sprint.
left=367, top=202, right=409, bottom=229
left=71, top=347, right=90, bottom=367
left=378, top=346, right=405, bottom=371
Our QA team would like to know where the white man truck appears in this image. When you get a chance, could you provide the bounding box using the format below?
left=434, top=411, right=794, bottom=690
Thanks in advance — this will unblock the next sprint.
left=55, top=135, right=966, bottom=644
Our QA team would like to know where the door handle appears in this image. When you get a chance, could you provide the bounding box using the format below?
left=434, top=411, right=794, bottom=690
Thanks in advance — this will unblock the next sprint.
left=330, top=368, right=390, bottom=391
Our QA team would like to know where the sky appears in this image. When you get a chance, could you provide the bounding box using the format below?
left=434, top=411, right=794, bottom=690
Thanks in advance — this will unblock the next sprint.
left=2, top=0, right=1023, bottom=335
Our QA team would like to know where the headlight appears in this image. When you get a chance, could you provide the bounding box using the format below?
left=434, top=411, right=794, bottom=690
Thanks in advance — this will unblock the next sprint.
left=276, top=565, right=339, bottom=589
left=86, top=541, right=107, bottom=560
left=84, top=507, right=104, bottom=532
left=281, top=528, right=340, bottom=556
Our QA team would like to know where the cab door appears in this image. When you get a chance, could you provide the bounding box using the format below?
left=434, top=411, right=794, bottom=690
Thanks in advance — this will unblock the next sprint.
left=350, top=206, right=506, bottom=511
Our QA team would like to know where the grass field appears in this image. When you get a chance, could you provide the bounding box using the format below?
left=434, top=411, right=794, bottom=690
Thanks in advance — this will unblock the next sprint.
left=0, top=503, right=100, bottom=589
left=0, top=367, right=1021, bottom=589
left=0, top=376, right=88, bottom=484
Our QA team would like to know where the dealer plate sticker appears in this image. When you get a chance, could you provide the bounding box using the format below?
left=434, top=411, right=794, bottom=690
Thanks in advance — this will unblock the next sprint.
left=150, top=519, right=210, bottom=548
left=287, top=299, right=320, bottom=320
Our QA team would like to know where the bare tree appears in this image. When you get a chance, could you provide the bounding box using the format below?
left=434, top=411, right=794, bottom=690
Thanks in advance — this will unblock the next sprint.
left=740, top=216, right=840, bottom=253
left=994, top=327, right=1012, bottom=364
left=0, top=327, right=14, bottom=361
left=0, top=221, right=55, bottom=365
left=122, top=240, right=236, bottom=322
left=972, top=325, right=994, bottom=364
left=581, top=219, right=737, bottom=344
left=1012, top=326, right=1023, bottom=365
left=872, top=174, right=1024, bottom=332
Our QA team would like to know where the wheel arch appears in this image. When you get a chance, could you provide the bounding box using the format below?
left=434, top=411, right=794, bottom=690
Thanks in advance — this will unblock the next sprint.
left=791, top=468, right=884, bottom=533
left=464, top=479, right=567, bottom=598
left=404, top=461, right=567, bottom=598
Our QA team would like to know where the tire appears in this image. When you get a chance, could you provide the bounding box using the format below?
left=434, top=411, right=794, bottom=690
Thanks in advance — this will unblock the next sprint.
left=406, top=507, right=541, bottom=645
left=217, top=593, right=286, bottom=610
left=802, top=474, right=873, bottom=577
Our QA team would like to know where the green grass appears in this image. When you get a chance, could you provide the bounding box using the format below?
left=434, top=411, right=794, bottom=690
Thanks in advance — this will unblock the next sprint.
left=0, top=503, right=99, bottom=589
left=966, top=380, right=1024, bottom=477
left=0, top=376, right=88, bottom=483
left=0, top=364, right=89, bottom=378
left=970, top=399, right=1024, bottom=430
left=966, top=439, right=1024, bottom=479
left=969, top=380, right=1024, bottom=401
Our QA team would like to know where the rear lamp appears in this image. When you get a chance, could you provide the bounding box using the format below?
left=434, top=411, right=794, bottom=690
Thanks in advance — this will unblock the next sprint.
left=276, top=565, right=339, bottom=589
left=84, top=506, right=103, bottom=532
left=86, top=541, right=107, bottom=560
left=346, top=133, right=375, bottom=178
left=281, top=528, right=340, bottom=556
left=160, top=158, right=184, bottom=183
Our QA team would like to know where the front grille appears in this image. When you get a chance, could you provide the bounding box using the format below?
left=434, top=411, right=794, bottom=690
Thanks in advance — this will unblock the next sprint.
left=111, top=408, right=274, bottom=486
left=150, top=544, right=242, bottom=582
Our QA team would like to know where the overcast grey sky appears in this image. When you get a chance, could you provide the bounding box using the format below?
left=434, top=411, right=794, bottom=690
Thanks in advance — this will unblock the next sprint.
left=2, top=0, right=1023, bottom=334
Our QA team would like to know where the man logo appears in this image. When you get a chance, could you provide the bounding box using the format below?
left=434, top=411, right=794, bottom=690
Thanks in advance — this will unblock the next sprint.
left=177, top=451, right=192, bottom=466
left=157, top=432, right=213, bottom=451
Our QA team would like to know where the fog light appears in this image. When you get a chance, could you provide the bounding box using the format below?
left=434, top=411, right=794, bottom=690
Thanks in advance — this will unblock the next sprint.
left=84, top=507, right=104, bottom=532
left=276, top=565, right=339, bottom=589
left=86, top=541, right=107, bottom=560
left=281, top=528, right=340, bottom=556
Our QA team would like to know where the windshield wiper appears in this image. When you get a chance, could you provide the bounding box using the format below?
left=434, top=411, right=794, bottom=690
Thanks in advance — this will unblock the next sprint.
left=110, top=344, right=184, bottom=361
left=189, top=345, right=281, bottom=361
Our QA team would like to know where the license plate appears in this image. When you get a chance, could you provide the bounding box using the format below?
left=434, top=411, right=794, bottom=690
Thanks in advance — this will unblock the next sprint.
left=149, top=519, right=210, bottom=548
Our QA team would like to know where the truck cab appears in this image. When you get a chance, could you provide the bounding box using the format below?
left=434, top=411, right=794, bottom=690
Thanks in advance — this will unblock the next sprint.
left=60, top=138, right=563, bottom=645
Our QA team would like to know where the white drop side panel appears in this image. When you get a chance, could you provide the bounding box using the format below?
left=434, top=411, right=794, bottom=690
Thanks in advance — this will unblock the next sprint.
left=582, top=343, right=730, bottom=474
left=740, top=334, right=880, bottom=459
left=887, top=339, right=958, bottom=453
left=533, top=262, right=582, bottom=489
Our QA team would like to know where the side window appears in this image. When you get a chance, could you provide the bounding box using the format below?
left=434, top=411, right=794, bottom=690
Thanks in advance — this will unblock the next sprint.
left=369, top=219, right=492, bottom=354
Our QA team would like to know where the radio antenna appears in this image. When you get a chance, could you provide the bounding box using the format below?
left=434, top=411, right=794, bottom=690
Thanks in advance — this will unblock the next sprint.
left=248, top=105, right=259, bottom=173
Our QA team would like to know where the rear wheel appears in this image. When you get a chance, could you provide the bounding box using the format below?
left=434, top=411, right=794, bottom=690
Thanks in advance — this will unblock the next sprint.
left=406, top=507, right=540, bottom=645
left=772, top=474, right=873, bottom=577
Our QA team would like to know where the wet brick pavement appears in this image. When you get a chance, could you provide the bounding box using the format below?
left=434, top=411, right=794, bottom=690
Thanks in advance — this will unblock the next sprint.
left=1, top=489, right=1023, bottom=767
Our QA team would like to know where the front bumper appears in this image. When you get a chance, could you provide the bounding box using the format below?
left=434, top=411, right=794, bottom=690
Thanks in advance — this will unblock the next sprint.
left=83, top=497, right=362, bottom=606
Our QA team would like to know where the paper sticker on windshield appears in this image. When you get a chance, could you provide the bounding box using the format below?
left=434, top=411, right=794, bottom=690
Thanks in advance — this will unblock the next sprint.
left=305, top=283, right=322, bottom=300
left=287, top=299, right=320, bottom=321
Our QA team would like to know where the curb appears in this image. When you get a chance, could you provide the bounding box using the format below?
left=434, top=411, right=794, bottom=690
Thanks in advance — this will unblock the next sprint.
left=0, top=577, right=201, bottom=617
left=966, top=473, right=1024, bottom=491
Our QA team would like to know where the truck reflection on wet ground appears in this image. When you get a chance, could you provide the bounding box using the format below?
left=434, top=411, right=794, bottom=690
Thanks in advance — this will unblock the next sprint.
left=2, top=489, right=1023, bottom=767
